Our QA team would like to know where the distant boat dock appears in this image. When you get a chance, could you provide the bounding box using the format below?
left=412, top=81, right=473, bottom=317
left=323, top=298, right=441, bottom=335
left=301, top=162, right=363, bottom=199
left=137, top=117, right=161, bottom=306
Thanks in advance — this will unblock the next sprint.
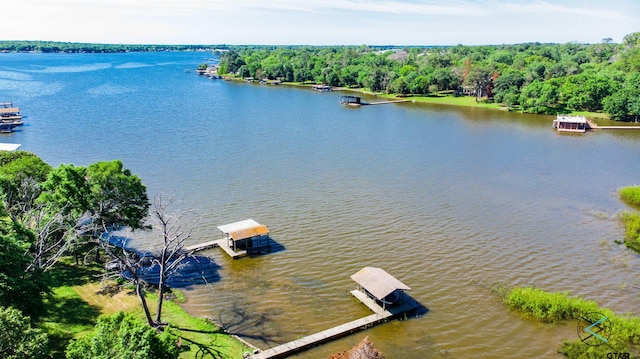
left=0, top=101, right=24, bottom=133
left=248, top=267, right=423, bottom=359
left=339, top=95, right=411, bottom=107
left=554, top=115, right=640, bottom=133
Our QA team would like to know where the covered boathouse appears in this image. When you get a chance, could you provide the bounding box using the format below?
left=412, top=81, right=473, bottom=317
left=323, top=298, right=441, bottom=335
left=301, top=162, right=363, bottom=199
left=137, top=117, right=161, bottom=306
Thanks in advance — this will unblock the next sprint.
left=553, top=115, right=589, bottom=133
left=351, top=266, right=411, bottom=311
left=217, top=219, right=270, bottom=257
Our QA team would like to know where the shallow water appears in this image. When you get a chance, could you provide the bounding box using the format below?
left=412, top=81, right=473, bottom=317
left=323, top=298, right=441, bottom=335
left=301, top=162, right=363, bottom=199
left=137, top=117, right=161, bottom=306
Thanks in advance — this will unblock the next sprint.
left=2, top=51, right=640, bottom=357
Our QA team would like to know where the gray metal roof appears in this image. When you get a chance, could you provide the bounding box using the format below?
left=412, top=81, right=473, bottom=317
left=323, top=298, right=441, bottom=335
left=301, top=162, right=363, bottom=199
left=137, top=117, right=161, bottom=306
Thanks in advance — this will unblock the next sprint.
left=351, top=267, right=411, bottom=300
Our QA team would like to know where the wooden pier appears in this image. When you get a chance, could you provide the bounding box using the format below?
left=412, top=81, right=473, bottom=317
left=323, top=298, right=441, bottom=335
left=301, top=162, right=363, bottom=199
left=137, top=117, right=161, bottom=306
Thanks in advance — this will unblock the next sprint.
left=249, top=312, right=391, bottom=359
left=593, top=125, right=640, bottom=130
left=247, top=267, right=420, bottom=359
left=367, top=99, right=412, bottom=105
left=588, top=119, right=640, bottom=130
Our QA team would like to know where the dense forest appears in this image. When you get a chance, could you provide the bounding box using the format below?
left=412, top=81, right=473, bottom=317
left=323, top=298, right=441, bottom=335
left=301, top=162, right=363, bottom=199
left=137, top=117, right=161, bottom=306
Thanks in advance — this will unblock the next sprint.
left=218, top=32, right=640, bottom=120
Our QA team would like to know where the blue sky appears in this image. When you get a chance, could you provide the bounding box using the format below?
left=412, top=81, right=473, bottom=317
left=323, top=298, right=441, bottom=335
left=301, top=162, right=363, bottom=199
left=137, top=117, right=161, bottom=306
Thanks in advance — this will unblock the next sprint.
left=2, top=0, right=639, bottom=45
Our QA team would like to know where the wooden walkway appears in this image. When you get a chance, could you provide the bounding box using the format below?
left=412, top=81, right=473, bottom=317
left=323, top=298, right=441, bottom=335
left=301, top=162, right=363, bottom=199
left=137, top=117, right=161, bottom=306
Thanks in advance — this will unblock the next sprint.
left=366, top=99, right=411, bottom=105
left=184, top=239, right=247, bottom=259
left=587, top=120, right=640, bottom=131
left=248, top=312, right=392, bottom=359
left=247, top=289, right=418, bottom=359
left=595, top=126, right=640, bottom=130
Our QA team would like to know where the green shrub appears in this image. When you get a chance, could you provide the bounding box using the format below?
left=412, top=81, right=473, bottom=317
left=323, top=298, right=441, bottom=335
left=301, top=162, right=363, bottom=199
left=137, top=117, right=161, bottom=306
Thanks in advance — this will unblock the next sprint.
left=620, top=186, right=640, bottom=208
left=65, top=312, right=180, bottom=359
left=621, top=211, right=640, bottom=252
left=504, top=287, right=597, bottom=322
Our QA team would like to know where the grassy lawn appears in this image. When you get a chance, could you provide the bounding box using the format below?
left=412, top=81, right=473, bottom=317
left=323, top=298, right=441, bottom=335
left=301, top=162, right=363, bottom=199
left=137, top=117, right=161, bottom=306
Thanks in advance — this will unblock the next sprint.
left=407, top=94, right=505, bottom=109
left=41, top=258, right=250, bottom=358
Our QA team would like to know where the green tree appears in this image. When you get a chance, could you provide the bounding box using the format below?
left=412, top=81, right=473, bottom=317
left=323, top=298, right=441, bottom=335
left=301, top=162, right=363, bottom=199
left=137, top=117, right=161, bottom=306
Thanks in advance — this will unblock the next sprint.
left=37, top=161, right=149, bottom=264
left=431, top=68, right=459, bottom=92
left=0, top=152, right=72, bottom=272
left=411, top=75, right=431, bottom=95
left=0, top=306, right=49, bottom=359
left=389, top=76, right=410, bottom=95
left=493, top=70, right=524, bottom=106
left=0, top=203, right=49, bottom=317
left=520, top=79, right=562, bottom=114
left=604, top=88, right=640, bottom=121
left=561, top=72, right=617, bottom=111
left=65, top=312, right=180, bottom=359
left=0, top=151, right=52, bottom=220
left=603, top=73, right=640, bottom=121
left=218, top=50, right=245, bottom=75
left=85, top=160, right=149, bottom=232
left=465, top=66, right=494, bottom=101
left=38, top=164, right=90, bottom=220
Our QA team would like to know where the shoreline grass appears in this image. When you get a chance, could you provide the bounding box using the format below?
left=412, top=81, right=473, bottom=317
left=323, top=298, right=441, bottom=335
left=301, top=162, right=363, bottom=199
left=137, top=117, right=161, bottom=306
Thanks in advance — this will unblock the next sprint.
left=42, top=258, right=250, bottom=358
left=496, top=286, right=640, bottom=357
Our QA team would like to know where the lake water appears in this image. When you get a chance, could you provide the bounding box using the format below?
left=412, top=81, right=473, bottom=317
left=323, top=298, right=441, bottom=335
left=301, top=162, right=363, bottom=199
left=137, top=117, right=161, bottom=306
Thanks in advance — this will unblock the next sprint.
left=2, top=51, right=640, bottom=358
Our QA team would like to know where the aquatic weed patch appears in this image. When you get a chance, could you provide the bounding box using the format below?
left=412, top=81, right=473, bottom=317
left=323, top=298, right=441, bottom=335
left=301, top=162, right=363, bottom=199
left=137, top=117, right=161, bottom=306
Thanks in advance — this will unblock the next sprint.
left=620, top=186, right=640, bottom=209
left=621, top=212, right=640, bottom=253
left=499, top=286, right=640, bottom=358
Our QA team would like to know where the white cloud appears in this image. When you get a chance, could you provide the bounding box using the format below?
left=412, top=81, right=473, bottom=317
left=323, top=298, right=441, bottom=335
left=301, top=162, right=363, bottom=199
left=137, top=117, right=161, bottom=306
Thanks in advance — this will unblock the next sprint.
left=1, top=0, right=638, bottom=45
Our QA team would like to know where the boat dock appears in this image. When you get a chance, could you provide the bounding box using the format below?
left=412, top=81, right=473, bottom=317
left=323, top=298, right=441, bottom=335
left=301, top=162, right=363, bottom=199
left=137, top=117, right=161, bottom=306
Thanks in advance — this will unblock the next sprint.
left=247, top=267, right=422, bottom=359
left=185, top=219, right=273, bottom=259
left=554, top=115, right=640, bottom=132
left=0, top=101, right=24, bottom=133
left=339, top=95, right=412, bottom=107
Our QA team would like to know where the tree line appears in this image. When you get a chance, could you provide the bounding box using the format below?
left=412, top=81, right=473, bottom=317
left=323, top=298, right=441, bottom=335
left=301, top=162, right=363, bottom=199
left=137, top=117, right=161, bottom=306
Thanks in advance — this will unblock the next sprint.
left=0, top=41, right=223, bottom=53
left=0, top=151, right=198, bottom=358
left=218, top=32, right=640, bottom=121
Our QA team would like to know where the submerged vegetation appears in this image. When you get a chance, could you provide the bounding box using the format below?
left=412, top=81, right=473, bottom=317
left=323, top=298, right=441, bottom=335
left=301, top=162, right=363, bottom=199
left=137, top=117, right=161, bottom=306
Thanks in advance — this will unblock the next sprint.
left=218, top=32, right=640, bottom=120
left=620, top=186, right=640, bottom=209
left=498, top=286, right=640, bottom=357
left=621, top=212, right=640, bottom=253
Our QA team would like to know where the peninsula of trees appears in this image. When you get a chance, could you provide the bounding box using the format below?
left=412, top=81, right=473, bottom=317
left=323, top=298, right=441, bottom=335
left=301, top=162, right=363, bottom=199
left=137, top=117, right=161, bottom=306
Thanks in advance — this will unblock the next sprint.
left=218, top=32, right=640, bottom=121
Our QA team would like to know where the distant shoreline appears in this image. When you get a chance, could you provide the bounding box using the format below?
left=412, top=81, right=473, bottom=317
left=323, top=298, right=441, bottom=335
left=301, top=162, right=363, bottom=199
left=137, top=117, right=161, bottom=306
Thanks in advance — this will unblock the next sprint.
left=220, top=75, right=611, bottom=121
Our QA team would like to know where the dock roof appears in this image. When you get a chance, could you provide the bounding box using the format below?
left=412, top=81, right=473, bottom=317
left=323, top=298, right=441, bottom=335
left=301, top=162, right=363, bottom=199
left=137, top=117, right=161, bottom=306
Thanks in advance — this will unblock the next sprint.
left=556, top=115, right=586, bottom=123
left=217, top=219, right=269, bottom=241
left=0, top=143, right=21, bottom=151
left=351, top=267, right=411, bottom=300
